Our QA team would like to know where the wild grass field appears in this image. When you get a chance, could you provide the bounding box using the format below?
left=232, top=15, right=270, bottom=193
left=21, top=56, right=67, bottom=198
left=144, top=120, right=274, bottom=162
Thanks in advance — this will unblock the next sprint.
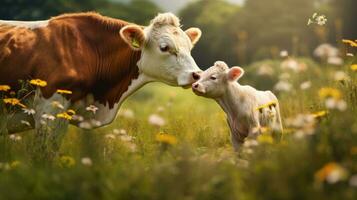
left=0, top=56, right=357, bottom=200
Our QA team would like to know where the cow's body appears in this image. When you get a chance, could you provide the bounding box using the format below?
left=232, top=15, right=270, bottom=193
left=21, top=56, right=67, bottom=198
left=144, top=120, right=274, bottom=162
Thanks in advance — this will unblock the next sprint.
left=0, top=12, right=202, bottom=133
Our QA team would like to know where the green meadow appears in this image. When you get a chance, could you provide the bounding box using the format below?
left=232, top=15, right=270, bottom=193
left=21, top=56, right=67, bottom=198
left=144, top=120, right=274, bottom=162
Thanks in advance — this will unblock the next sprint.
left=1, top=57, right=356, bottom=200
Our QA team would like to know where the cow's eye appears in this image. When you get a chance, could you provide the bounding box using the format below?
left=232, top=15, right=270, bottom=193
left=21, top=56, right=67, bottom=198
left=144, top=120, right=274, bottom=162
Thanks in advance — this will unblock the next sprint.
left=210, top=76, right=217, bottom=80
left=160, top=44, right=169, bottom=52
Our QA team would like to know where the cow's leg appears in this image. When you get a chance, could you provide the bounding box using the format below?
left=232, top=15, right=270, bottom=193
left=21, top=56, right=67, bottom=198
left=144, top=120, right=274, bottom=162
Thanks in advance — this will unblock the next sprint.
left=231, top=131, right=244, bottom=152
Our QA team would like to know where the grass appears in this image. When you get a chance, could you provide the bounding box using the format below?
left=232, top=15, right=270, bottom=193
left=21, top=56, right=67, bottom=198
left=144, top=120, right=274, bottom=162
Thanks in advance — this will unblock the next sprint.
left=0, top=57, right=357, bottom=200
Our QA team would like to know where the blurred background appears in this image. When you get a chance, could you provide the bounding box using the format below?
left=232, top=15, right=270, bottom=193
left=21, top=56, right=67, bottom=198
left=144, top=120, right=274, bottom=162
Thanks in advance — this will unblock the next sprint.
left=0, top=0, right=355, bottom=68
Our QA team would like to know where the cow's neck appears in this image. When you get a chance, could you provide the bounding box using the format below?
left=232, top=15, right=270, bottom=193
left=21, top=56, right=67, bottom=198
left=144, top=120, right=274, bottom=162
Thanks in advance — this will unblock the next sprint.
left=83, top=16, right=149, bottom=109
left=216, top=83, right=245, bottom=122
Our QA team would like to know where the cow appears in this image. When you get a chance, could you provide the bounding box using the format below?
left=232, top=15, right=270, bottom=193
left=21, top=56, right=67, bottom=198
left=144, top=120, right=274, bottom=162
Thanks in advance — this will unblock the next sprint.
left=191, top=61, right=283, bottom=151
left=0, top=12, right=202, bottom=133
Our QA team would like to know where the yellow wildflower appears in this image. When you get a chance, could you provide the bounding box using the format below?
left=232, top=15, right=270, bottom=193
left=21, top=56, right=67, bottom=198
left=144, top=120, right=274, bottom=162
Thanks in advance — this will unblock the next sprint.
left=57, top=112, right=72, bottom=120
left=257, top=134, right=273, bottom=144
left=256, top=101, right=277, bottom=111
left=318, top=87, right=342, bottom=100
left=156, top=133, right=178, bottom=145
left=342, top=39, right=357, bottom=47
left=58, top=156, right=76, bottom=168
left=0, top=85, right=11, bottom=92
left=56, top=89, right=72, bottom=95
left=29, top=79, right=47, bottom=87
left=3, top=98, right=26, bottom=108
left=9, top=161, right=21, bottom=169
left=67, top=109, right=76, bottom=115
left=312, top=110, right=328, bottom=119
left=315, top=162, right=348, bottom=183
left=351, top=64, right=357, bottom=71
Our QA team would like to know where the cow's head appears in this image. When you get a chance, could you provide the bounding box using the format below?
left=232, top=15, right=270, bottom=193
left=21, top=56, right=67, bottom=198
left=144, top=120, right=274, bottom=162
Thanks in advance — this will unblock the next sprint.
left=120, top=13, right=202, bottom=87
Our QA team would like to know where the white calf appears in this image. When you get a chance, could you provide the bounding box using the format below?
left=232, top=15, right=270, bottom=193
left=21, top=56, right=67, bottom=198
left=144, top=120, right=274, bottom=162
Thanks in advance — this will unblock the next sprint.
left=192, top=61, right=283, bottom=151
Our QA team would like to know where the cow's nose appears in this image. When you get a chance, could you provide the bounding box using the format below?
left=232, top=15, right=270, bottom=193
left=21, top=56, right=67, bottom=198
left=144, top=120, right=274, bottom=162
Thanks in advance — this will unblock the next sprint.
left=192, top=72, right=201, bottom=80
left=192, top=83, right=199, bottom=89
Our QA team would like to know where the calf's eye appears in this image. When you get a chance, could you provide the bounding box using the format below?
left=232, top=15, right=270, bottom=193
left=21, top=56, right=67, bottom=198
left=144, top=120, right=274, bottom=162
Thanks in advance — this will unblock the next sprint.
left=210, top=76, right=217, bottom=80
left=160, top=44, right=169, bottom=52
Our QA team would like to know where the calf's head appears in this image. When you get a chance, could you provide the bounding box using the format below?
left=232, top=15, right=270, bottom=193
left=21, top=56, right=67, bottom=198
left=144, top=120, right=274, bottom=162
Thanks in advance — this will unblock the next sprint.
left=120, top=13, right=202, bottom=87
left=192, top=61, right=244, bottom=98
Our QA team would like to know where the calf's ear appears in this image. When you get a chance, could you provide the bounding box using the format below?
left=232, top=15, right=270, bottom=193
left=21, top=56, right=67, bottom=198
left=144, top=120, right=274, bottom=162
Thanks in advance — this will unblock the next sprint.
left=120, top=25, right=146, bottom=50
left=185, top=28, right=202, bottom=46
left=227, top=67, right=244, bottom=82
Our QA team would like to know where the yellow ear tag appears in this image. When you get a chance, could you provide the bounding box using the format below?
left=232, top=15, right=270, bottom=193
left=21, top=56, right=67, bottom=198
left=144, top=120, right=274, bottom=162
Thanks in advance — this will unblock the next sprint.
left=132, top=38, right=140, bottom=48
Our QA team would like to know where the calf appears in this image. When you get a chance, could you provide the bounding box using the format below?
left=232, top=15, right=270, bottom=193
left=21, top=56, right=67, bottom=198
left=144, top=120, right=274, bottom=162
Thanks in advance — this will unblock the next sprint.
left=192, top=61, right=283, bottom=150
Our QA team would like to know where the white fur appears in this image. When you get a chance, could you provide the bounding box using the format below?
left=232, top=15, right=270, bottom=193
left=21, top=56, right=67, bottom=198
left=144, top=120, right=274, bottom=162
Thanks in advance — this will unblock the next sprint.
left=192, top=62, right=283, bottom=151
left=0, top=20, right=49, bottom=29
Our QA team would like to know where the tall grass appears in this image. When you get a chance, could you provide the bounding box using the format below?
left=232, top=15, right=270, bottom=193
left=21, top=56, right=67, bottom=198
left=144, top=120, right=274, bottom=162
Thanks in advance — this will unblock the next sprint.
left=0, top=58, right=356, bottom=200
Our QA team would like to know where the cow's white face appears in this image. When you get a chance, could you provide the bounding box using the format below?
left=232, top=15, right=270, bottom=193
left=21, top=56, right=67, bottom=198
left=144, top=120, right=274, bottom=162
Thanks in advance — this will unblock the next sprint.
left=192, top=61, right=244, bottom=98
left=120, top=13, right=202, bottom=87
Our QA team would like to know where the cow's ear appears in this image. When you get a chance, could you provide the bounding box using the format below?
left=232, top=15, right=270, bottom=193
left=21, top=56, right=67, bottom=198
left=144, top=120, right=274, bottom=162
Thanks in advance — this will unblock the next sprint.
left=120, top=25, right=146, bottom=50
left=227, top=66, right=244, bottom=82
left=185, top=27, right=202, bottom=46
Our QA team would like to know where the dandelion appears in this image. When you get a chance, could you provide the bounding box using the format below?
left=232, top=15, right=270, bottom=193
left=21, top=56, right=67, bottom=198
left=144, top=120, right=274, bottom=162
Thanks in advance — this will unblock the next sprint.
left=351, top=64, right=357, bottom=71
left=318, top=87, right=341, bottom=100
left=342, top=39, right=357, bottom=47
left=86, top=105, right=98, bottom=114
left=3, top=98, right=26, bottom=108
left=58, top=156, right=76, bottom=168
left=67, top=109, right=76, bottom=115
left=51, top=101, right=64, bottom=110
left=21, top=120, right=31, bottom=127
left=22, top=108, right=36, bottom=115
left=148, top=114, right=166, bottom=127
left=315, top=162, right=348, bottom=184
left=300, top=81, right=311, bottom=90
left=312, top=110, right=328, bottom=119
left=0, top=85, right=11, bottom=92
left=57, top=112, right=72, bottom=120
left=41, top=113, right=55, bottom=121
left=29, top=79, right=47, bottom=87
left=156, top=133, right=177, bottom=145
left=81, top=157, right=93, bottom=166
left=56, top=89, right=72, bottom=95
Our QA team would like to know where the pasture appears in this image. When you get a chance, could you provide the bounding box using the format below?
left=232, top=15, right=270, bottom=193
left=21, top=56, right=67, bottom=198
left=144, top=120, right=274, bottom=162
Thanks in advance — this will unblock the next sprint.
left=1, top=57, right=356, bottom=200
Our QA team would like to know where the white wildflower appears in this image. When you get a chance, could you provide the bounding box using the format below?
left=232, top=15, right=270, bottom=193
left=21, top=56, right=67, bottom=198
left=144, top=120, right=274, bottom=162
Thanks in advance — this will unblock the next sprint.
left=79, top=122, right=92, bottom=129
left=86, top=105, right=99, bottom=114
left=279, top=72, right=291, bottom=80
left=148, top=114, right=166, bottom=127
left=316, top=15, right=327, bottom=26
left=20, top=120, right=31, bottom=127
left=41, top=114, right=55, bottom=121
left=157, top=106, right=165, bottom=112
left=22, top=108, right=35, bottom=115
left=280, top=50, right=288, bottom=57
left=118, top=108, right=134, bottom=118
left=349, top=175, right=357, bottom=187
left=257, top=64, right=274, bottom=76
left=300, top=81, right=312, bottom=90
left=51, top=101, right=64, bottom=110
left=334, top=71, right=349, bottom=81
left=327, top=56, right=343, bottom=65
left=243, top=139, right=259, bottom=148
left=120, top=135, right=134, bottom=142
left=281, top=58, right=299, bottom=72
left=9, top=134, right=22, bottom=142
left=72, top=115, right=84, bottom=122
left=90, top=120, right=102, bottom=127
left=325, top=98, right=347, bottom=111
left=314, top=43, right=339, bottom=58
left=346, top=53, right=354, bottom=57
left=113, top=129, right=127, bottom=135
left=274, top=80, right=292, bottom=92
left=81, top=157, right=93, bottom=166
left=105, top=133, right=116, bottom=140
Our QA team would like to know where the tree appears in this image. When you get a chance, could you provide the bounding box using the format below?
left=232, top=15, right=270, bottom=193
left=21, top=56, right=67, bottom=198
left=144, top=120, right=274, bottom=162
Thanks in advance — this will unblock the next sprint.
left=179, top=0, right=240, bottom=68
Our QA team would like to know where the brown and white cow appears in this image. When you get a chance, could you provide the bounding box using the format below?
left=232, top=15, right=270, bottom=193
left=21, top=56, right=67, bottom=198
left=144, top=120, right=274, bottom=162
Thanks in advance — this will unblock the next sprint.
left=0, top=12, right=202, bottom=132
